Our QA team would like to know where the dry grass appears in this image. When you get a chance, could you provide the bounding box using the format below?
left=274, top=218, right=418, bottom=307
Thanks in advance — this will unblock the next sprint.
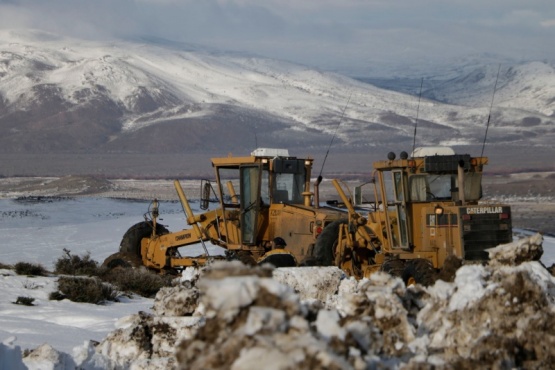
left=14, top=262, right=48, bottom=276
left=99, top=268, right=173, bottom=298
left=53, top=276, right=117, bottom=304
left=54, top=249, right=99, bottom=276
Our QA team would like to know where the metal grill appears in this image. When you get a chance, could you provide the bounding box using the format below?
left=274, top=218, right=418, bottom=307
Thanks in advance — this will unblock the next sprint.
left=461, top=212, right=512, bottom=260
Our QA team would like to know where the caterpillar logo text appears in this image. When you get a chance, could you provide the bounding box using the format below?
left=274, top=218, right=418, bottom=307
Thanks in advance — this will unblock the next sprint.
left=466, top=207, right=503, bottom=215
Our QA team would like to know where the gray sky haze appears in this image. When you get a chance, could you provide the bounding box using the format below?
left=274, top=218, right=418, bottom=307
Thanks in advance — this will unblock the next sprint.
left=0, top=0, right=553, bottom=76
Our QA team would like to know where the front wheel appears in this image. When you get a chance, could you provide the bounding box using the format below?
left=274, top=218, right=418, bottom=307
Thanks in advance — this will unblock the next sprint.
left=402, top=258, right=438, bottom=287
left=312, top=220, right=347, bottom=266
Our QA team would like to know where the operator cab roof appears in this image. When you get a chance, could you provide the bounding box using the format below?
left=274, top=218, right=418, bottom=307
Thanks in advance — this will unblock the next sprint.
left=251, top=148, right=290, bottom=158
left=412, top=146, right=455, bottom=157
left=212, top=148, right=295, bottom=167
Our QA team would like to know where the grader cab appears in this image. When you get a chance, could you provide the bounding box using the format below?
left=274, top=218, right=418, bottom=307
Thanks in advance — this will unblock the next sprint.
left=106, top=148, right=346, bottom=272
left=314, top=146, right=513, bottom=284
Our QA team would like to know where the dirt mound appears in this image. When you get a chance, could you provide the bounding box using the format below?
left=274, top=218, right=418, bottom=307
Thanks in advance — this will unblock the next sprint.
left=16, top=233, right=555, bottom=369
left=412, top=262, right=555, bottom=368
left=179, top=259, right=555, bottom=369
left=488, top=232, right=544, bottom=266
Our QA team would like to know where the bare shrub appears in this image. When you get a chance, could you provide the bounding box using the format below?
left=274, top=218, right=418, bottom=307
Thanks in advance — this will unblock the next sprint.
left=54, top=249, right=99, bottom=276
left=0, top=262, right=13, bottom=269
left=14, top=262, right=48, bottom=276
left=13, top=296, right=35, bottom=306
left=100, top=268, right=173, bottom=298
left=49, top=291, right=66, bottom=301
left=55, top=276, right=117, bottom=304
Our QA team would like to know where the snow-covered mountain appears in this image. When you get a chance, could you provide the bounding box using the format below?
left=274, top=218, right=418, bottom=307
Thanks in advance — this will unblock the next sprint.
left=0, top=29, right=553, bottom=156
left=420, top=62, right=555, bottom=117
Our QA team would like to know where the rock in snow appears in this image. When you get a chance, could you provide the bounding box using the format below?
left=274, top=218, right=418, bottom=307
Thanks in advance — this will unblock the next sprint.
left=5, top=233, right=555, bottom=369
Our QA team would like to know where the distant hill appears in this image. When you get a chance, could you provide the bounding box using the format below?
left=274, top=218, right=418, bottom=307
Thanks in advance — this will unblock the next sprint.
left=359, top=61, right=555, bottom=117
left=0, top=29, right=553, bottom=176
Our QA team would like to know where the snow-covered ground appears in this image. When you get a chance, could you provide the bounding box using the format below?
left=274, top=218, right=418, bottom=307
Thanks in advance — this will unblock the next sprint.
left=0, top=198, right=220, bottom=357
left=0, top=197, right=554, bottom=369
left=0, top=197, right=224, bottom=268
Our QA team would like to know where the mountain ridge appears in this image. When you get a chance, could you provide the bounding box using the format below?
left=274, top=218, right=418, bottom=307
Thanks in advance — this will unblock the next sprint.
left=0, top=29, right=553, bottom=175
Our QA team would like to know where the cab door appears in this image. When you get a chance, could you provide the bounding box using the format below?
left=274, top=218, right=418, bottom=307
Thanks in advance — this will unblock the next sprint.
left=392, top=170, right=411, bottom=250
left=240, top=165, right=261, bottom=245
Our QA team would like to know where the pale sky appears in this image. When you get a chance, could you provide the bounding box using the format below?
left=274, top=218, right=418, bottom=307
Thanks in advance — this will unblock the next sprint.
left=1, top=0, right=554, bottom=76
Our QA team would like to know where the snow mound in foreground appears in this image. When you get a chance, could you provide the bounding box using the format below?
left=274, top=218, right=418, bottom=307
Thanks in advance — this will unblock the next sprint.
left=6, top=233, right=555, bottom=369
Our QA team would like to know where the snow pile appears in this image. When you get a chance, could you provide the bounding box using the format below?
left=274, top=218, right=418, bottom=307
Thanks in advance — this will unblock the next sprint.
left=271, top=266, right=345, bottom=303
left=84, top=269, right=206, bottom=369
left=412, top=233, right=555, bottom=368
left=22, top=343, right=77, bottom=370
left=151, top=233, right=555, bottom=369
left=176, top=263, right=415, bottom=369
left=413, top=263, right=555, bottom=368
left=488, top=232, right=543, bottom=267
left=1, top=337, right=26, bottom=370
left=91, top=311, right=202, bottom=369
left=4, top=233, right=555, bottom=369
left=152, top=267, right=201, bottom=317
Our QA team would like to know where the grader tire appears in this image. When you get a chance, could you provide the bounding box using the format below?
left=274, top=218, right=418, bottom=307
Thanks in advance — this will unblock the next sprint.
left=437, top=254, right=463, bottom=283
left=402, top=259, right=438, bottom=287
left=102, top=252, right=143, bottom=269
left=119, top=221, right=169, bottom=258
left=312, top=220, right=347, bottom=266
left=381, top=258, right=406, bottom=278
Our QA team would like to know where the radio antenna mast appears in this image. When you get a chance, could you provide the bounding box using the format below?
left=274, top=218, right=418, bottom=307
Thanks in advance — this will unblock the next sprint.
left=412, top=77, right=424, bottom=156
left=318, top=92, right=353, bottom=179
left=480, top=64, right=501, bottom=157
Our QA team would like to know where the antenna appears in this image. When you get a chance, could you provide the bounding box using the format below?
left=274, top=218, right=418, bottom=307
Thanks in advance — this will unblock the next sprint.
left=412, top=78, right=424, bottom=156
left=318, top=92, right=353, bottom=179
left=480, top=64, right=501, bottom=157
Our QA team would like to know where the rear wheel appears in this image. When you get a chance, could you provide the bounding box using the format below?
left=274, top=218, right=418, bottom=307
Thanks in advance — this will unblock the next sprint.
left=402, top=258, right=438, bottom=287
left=102, top=252, right=143, bottom=269
left=312, top=220, right=347, bottom=266
left=381, top=258, right=406, bottom=278
left=120, top=221, right=169, bottom=258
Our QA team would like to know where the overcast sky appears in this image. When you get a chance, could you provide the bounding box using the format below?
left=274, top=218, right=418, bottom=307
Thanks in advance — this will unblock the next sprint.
left=1, top=0, right=554, bottom=76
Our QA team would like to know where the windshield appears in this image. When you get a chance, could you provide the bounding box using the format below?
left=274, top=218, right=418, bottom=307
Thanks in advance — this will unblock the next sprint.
left=217, top=166, right=270, bottom=207
left=216, top=159, right=306, bottom=206
left=409, top=173, right=482, bottom=202
left=272, top=172, right=305, bottom=204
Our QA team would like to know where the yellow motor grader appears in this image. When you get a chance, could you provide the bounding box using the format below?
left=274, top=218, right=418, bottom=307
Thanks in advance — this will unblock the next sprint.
left=104, top=148, right=346, bottom=272
left=106, top=146, right=512, bottom=285
left=313, top=146, right=513, bottom=285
